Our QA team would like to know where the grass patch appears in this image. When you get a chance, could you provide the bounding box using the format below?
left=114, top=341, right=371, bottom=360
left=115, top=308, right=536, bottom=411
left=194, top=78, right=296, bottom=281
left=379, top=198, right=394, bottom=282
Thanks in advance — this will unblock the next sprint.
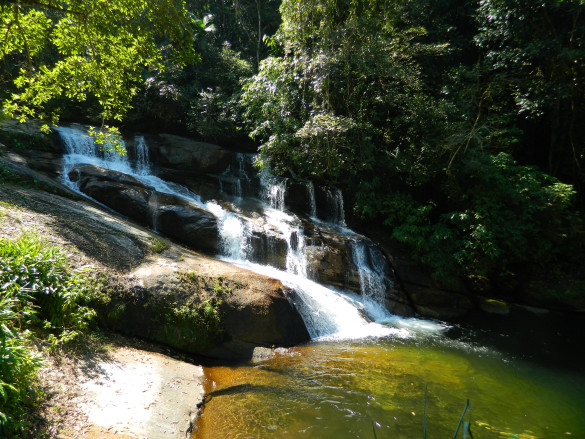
left=149, top=237, right=170, bottom=253
left=0, top=233, right=97, bottom=436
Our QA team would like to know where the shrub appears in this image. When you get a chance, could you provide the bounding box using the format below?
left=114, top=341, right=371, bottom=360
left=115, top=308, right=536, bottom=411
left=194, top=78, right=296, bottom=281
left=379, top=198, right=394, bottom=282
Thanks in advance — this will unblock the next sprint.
left=0, top=287, right=43, bottom=436
left=355, top=152, right=584, bottom=286
left=149, top=237, right=170, bottom=254
left=0, top=233, right=96, bottom=341
left=0, top=233, right=96, bottom=434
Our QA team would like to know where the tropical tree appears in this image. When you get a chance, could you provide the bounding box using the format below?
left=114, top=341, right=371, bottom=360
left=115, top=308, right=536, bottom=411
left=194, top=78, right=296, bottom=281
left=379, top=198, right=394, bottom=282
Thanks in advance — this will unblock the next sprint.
left=1, top=0, right=197, bottom=142
left=475, top=0, right=585, bottom=188
left=243, top=0, right=585, bottom=290
left=243, top=0, right=451, bottom=182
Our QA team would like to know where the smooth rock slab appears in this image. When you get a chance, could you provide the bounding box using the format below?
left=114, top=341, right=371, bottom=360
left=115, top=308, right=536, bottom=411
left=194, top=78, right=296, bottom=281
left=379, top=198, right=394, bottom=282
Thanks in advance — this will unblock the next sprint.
left=75, top=346, right=203, bottom=439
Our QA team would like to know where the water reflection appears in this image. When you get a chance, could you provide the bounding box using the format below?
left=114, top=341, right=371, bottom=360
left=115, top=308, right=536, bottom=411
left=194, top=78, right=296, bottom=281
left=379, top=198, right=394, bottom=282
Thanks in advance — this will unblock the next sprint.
left=195, top=313, right=585, bottom=439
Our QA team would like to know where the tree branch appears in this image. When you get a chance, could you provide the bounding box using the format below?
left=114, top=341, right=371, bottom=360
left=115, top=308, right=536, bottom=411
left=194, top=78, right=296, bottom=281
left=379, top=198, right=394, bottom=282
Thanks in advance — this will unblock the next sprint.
left=12, top=2, right=33, bottom=75
left=9, top=0, right=86, bottom=18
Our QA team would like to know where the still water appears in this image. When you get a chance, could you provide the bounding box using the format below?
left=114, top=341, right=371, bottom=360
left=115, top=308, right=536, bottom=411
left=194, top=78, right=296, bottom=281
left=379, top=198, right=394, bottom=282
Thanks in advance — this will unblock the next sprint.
left=194, top=310, right=585, bottom=439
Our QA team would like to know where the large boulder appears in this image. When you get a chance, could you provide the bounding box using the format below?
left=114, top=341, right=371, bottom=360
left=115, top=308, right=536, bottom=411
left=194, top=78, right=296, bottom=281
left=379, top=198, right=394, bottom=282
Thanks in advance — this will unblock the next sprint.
left=96, top=256, right=310, bottom=359
left=69, top=164, right=153, bottom=223
left=69, top=165, right=220, bottom=254
left=147, top=134, right=234, bottom=173
left=153, top=192, right=219, bottom=254
left=216, top=276, right=310, bottom=356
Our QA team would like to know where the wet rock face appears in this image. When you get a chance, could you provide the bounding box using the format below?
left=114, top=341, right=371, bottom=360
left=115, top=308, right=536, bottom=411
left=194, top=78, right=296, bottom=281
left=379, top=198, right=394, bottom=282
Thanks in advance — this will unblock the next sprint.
left=285, top=181, right=314, bottom=217
left=69, top=164, right=153, bottom=222
left=146, top=134, right=234, bottom=173
left=248, top=231, right=288, bottom=271
left=155, top=204, right=218, bottom=254
left=305, top=245, right=360, bottom=291
left=69, top=165, right=219, bottom=254
left=151, top=192, right=219, bottom=254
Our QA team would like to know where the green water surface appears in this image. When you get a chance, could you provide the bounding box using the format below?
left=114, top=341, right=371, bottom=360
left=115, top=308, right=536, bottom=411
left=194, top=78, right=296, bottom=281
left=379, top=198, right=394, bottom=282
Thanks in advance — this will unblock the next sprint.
left=195, top=314, right=585, bottom=439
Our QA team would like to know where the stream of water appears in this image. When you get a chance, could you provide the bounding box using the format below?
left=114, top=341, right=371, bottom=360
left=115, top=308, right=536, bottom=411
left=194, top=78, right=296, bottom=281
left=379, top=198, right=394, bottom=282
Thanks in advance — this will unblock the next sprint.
left=56, top=125, right=396, bottom=339
left=56, top=126, right=585, bottom=439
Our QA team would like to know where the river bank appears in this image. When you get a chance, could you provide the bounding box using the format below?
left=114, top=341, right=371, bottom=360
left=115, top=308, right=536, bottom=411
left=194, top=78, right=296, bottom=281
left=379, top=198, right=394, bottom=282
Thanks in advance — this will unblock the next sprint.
left=0, top=179, right=296, bottom=437
left=37, top=334, right=204, bottom=439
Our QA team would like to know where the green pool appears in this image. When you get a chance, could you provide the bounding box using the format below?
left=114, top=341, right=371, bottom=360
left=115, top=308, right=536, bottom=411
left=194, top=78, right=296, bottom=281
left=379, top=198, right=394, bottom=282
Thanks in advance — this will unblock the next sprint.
left=195, top=310, right=585, bottom=439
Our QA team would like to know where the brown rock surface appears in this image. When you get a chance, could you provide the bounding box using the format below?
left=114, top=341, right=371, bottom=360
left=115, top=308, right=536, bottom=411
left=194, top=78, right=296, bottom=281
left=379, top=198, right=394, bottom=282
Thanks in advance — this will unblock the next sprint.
left=0, top=182, right=308, bottom=359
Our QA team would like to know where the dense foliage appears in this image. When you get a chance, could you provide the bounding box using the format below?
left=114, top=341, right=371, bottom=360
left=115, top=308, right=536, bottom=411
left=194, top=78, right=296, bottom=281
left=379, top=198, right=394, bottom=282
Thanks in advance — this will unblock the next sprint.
left=243, top=0, right=585, bottom=289
left=126, top=0, right=281, bottom=143
left=1, top=0, right=197, bottom=147
left=0, top=233, right=96, bottom=436
left=2, top=0, right=584, bottom=294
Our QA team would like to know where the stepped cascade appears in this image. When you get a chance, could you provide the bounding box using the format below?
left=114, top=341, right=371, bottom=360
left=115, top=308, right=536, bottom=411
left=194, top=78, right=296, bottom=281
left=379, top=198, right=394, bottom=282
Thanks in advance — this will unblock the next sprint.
left=57, top=125, right=416, bottom=339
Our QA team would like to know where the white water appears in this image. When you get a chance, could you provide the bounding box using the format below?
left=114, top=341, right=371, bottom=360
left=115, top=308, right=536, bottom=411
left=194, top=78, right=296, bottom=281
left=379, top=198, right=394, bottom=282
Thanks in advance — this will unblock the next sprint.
left=227, top=261, right=409, bottom=340
left=134, top=135, right=150, bottom=175
left=57, top=126, right=446, bottom=341
left=261, top=171, right=286, bottom=211
left=350, top=240, right=387, bottom=304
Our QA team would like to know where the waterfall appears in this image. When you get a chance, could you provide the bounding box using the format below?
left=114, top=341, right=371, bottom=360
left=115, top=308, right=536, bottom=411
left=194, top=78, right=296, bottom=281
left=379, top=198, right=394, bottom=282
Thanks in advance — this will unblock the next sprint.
left=207, top=203, right=250, bottom=261
left=217, top=174, right=243, bottom=198
left=58, top=126, right=98, bottom=157
left=259, top=174, right=309, bottom=277
left=232, top=262, right=399, bottom=340
left=285, top=227, right=307, bottom=277
left=350, top=240, right=387, bottom=304
left=57, top=126, right=135, bottom=192
left=307, top=181, right=317, bottom=218
left=134, top=136, right=150, bottom=175
left=236, top=153, right=250, bottom=181
left=56, top=125, right=407, bottom=341
left=261, top=172, right=286, bottom=211
left=330, top=188, right=346, bottom=227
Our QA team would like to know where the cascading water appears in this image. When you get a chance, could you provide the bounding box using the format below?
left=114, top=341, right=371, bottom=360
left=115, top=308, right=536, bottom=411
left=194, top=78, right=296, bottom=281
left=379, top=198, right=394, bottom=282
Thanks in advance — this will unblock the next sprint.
left=57, top=125, right=249, bottom=258
left=350, top=240, right=387, bottom=304
left=56, top=125, right=436, bottom=341
left=330, top=187, right=346, bottom=227
left=134, top=135, right=150, bottom=175
left=306, top=181, right=317, bottom=218
left=207, top=203, right=250, bottom=261
left=261, top=171, right=286, bottom=211
left=252, top=173, right=410, bottom=339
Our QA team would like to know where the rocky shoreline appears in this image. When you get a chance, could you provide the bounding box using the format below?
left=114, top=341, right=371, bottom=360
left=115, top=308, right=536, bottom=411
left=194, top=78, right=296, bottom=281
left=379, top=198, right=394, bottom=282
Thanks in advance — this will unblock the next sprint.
left=0, top=179, right=306, bottom=437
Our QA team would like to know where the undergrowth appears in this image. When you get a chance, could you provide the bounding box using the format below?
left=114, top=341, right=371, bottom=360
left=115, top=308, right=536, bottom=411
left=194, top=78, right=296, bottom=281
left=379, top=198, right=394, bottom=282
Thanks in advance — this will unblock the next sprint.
left=0, top=162, right=67, bottom=197
left=0, top=233, right=96, bottom=436
left=149, top=237, right=170, bottom=254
